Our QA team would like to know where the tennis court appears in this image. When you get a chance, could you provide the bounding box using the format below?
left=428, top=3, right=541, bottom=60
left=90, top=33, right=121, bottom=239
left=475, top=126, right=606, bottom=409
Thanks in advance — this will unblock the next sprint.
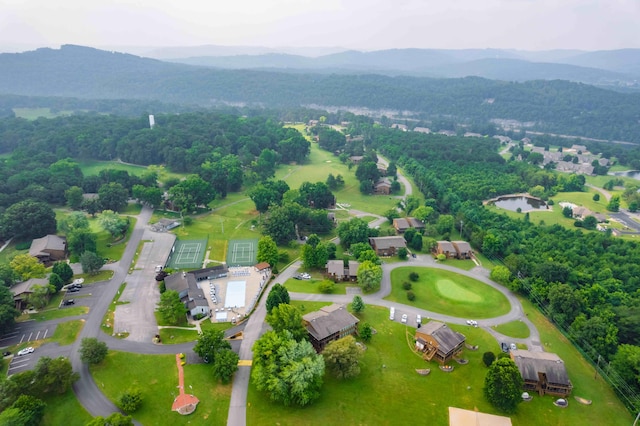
left=167, top=239, right=207, bottom=269
left=226, top=239, right=258, bottom=266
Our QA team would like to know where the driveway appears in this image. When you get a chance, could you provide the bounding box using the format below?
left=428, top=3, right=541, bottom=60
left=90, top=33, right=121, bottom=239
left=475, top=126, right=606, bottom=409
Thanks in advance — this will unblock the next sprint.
left=113, top=229, right=176, bottom=342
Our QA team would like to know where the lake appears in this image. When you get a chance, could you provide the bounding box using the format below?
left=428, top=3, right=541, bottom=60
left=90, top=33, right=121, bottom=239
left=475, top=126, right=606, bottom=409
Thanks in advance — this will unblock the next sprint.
left=492, top=196, right=548, bottom=212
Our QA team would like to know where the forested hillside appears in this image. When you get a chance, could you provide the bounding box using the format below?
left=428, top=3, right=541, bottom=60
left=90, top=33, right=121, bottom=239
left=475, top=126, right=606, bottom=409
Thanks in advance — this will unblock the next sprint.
left=1, top=45, right=640, bottom=142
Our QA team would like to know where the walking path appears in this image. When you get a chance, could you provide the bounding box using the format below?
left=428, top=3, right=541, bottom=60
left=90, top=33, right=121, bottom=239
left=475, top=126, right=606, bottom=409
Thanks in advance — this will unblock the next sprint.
left=171, top=353, right=199, bottom=414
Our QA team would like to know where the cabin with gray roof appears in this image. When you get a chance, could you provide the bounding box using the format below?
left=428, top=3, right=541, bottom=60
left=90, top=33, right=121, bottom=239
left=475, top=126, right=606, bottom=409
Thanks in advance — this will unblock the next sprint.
left=434, top=241, right=456, bottom=258
left=368, top=236, right=406, bottom=256
left=510, top=349, right=572, bottom=397
left=452, top=241, right=473, bottom=259
left=10, top=278, right=49, bottom=310
left=325, top=260, right=359, bottom=282
left=164, top=271, right=210, bottom=317
left=29, top=235, right=67, bottom=265
left=415, top=321, right=466, bottom=364
left=303, top=304, right=360, bottom=352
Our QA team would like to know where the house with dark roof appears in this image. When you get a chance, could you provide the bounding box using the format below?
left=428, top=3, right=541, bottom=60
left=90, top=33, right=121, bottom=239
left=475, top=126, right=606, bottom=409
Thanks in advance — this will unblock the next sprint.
left=415, top=321, right=465, bottom=364
left=325, top=260, right=359, bottom=282
left=510, top=350, right=572, bottom=397
left=374, top=178, right=392, bottom=195
left=393, top=218, right=410, bottom=233
left=29, top=235, right=67, bottom=265
left=164, top=271, right=210, bottom=317
left=451, top=241, right=473, bottom=259
left=407, top=217, right=425, bottom=231
left=153, top=218, right=181, bottom=232
left=10, top=278, right=48, bottom=310
left=303, top=304, right=360, bottom=352
left=368, top=236, right=406, bottom=256
left=434, top=241, right=456, bottom=258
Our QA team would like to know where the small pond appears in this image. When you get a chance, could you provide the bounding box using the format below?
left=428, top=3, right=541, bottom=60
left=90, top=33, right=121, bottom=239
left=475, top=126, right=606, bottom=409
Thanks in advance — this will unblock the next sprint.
left=611, top=171, right=640, bottom=180
left=492, top=196, right=548, bottom=212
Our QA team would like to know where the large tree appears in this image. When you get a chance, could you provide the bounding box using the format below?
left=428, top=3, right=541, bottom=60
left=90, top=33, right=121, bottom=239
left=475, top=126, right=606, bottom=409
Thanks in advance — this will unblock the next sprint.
left=323, top=335, right=362, bottom=379
left=168, top=175, right=216, bottom=212
left=157, top=290, right=187, bottom=325
left=212, top=348, right=239, bottom=384
left=256, top=236, right=279, bottom=270
left=193, top=329, right=230, bottom=364
left=80, top=337, right=109, bottom=364
left=67, top=229, right=98, bottom=258
left=9, top=254, right=46, bottom=281
left=33, top=356, right=79, bottom=394
left=51, top=261, right=74, bottom=284
left=266, top=303, right=307, bottom=341
left=357, top=260, right=383, bottom=292
left=80, top=251, right=105, bottom=275
left=337, top=218, right=371, bottom=249
left=98, top=182, right=129, bottom=212
left=252, top=330, right=324, bottom=406
left=86, top=412, right=133, bottom=426
left=265, top=284, right=290, bottom=314
left=98, top=210, right=129, bottom=239
left=484, top=357, right=524, bottom=413
left=1, top=200, right=56, bottom=240
left=0, top=285, right=19, bottom=335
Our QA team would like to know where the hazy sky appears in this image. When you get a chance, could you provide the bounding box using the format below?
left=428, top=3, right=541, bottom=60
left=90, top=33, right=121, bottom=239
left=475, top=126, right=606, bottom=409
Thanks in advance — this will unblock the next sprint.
left=1, top=0, right=639, bottom=52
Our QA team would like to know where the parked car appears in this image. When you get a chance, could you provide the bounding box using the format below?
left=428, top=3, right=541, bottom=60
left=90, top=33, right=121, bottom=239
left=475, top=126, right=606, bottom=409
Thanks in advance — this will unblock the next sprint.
left=389, top=307, right=395, bottom=320
left=17, top=347, right=34, bottom=356
left=416, top=314, right=422, bottom=325
left=466, top=319, right=478, bottom=327
left=2, top=351, right=10, bottom=357
left=63, top=299, right=75, bottom=305
left=401, top=314, right=408, bottom=324
left=72, top=283, right=82, bottom=289
left=301, top=273, right=311, bottom=279
left=155, top=265, right=163, bottom=272
left=501, top=342, right=509, bottom=353
left=68, top=287, right=79, bottom=293
left=293, top=275, right=302, bottom=280
left=510, top=343, right=517, bottom=351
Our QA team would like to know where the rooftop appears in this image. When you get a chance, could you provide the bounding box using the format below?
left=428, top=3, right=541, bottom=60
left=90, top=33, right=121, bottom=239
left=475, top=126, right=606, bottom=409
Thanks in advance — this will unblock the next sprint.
left=303, top=304, right=359, bottom=341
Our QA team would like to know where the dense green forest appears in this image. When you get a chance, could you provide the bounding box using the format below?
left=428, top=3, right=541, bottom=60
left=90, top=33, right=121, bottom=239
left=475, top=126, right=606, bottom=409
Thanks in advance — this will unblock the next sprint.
left=2, top=45, right=640, bottom=142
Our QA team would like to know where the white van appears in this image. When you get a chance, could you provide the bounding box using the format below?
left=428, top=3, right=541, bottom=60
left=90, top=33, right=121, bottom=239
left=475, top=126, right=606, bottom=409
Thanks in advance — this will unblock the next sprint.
left=389, top=307, right=395, bottom=320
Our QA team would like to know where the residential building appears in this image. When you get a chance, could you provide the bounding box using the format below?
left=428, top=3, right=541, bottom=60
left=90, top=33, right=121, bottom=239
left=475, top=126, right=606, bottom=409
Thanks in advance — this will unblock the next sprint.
left=451, top=241, right=473, bottom=259
left=325, top=260, right=359, bottom=281
left=510, top=350, right=572, bottom=397
left=29, top=235, right=67, bottom=265
left=368, top=236, right=407, bottom=256
left=164, top=270, right=212, bottom=317
left=434, top=241, right=456, bottom=258
left=10, top=278, right=48, bottom=310
left=302, top=304, right=360, bottom=352
left=415, top=321, right=466, bottom=364
left=374, top=178, right=392, bottom=195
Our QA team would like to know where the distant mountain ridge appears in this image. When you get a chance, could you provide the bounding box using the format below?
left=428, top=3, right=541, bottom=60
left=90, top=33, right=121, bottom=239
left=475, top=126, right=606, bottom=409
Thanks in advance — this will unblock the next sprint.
left=2, top=44, right=640, bottom=143
left=164, top=47, right=640, bottom=88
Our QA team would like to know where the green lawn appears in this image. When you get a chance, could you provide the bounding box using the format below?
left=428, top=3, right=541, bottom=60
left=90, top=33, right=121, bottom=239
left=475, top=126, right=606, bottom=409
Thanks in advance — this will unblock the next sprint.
left=250, top=301, right=629, bottom=425
left=89, top=215, right=137, bottom=262
left=90, top=351, right=231, bottom=425
left=23, top=306, right=89, bottom=322
left=199, top=321, right=236, bottom=333
left=491, top=320, right=530, bottom=339
left=283, top=278, right=349, bottom=295
left=0, top=239, right=29, bottom=264
left=13, top=107, right=74, bottom=120
left=386, top=267, right=510, bottom=319
left=48, top=319, right=85, bottom=345
left=42, top=389, right=93, bottom=426
left=77, top=159, right=149, bottom=177
left=247, top=305, right=495, bottom=425
left=158, top=327, right=200, bottom=344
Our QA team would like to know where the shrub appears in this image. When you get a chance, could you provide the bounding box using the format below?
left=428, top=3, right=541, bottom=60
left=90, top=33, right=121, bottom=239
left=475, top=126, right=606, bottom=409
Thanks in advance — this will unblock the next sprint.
left=409, top=272, right=419, bottom=281
left=398, top=247, right=408, bottom=260
left=318, top=280, right=335, bottom=294
left=483, top=351, right=496, bottom=367
left=402, top=281, right=412, bottom=290
left=406, top=290, right=416, bottom=301
left=436, top=253, right=446, bottom=261
left=117, top=388, right=142, bottom=413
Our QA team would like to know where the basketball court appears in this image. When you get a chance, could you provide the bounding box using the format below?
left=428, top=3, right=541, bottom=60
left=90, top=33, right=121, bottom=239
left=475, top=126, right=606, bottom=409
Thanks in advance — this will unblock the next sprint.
left=226, top=239, right=258, bottom=266
left=167, top=239, right=207, bottom=269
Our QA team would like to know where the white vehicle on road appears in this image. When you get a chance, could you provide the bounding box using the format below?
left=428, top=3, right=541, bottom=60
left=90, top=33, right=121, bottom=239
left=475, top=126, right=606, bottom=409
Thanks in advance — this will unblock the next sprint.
left=416, top=314, right=421, bottom=325
left=401, top=314, right=408, bottom=324
left=17, top=347, right=34, bottom=356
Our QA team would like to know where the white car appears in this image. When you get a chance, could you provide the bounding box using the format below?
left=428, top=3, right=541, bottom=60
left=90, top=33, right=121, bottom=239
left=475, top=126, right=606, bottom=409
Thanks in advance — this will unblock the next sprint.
left=416, top=315, right=422, bottom=325
left=17, top=347, right=34, bottom=356
left=401, top=314, right=408, bottom=324
left=466, top=320, right=478, bottom=326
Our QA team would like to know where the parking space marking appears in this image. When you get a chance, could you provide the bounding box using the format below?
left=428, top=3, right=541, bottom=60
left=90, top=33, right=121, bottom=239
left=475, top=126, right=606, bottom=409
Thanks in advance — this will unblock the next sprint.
left=35, top=331, right=41, bottom=340
left=43, top=329, right=48, bottom=339
left=27, top=332, right=33, bottom=341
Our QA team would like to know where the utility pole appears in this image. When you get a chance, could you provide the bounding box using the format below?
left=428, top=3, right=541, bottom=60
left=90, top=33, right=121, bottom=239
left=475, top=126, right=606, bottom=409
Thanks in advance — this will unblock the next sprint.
left=459, top=220, right=464, bottom=236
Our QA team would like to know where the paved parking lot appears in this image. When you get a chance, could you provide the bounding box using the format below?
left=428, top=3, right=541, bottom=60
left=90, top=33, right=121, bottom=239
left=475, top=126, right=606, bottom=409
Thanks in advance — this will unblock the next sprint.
left=6, top=342, right=71, bottom=375
left=0, top=322, right=57, bottom=347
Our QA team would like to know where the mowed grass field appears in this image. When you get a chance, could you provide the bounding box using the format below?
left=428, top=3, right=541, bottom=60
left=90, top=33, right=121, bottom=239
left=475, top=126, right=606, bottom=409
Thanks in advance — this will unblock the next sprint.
left=386, top=267, right=510, bottom=318
left=491, top=320, right=530, bottom=339
left=90, top=351, right=232, bottom=425
left=248, top=301, right=627, bottom=426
